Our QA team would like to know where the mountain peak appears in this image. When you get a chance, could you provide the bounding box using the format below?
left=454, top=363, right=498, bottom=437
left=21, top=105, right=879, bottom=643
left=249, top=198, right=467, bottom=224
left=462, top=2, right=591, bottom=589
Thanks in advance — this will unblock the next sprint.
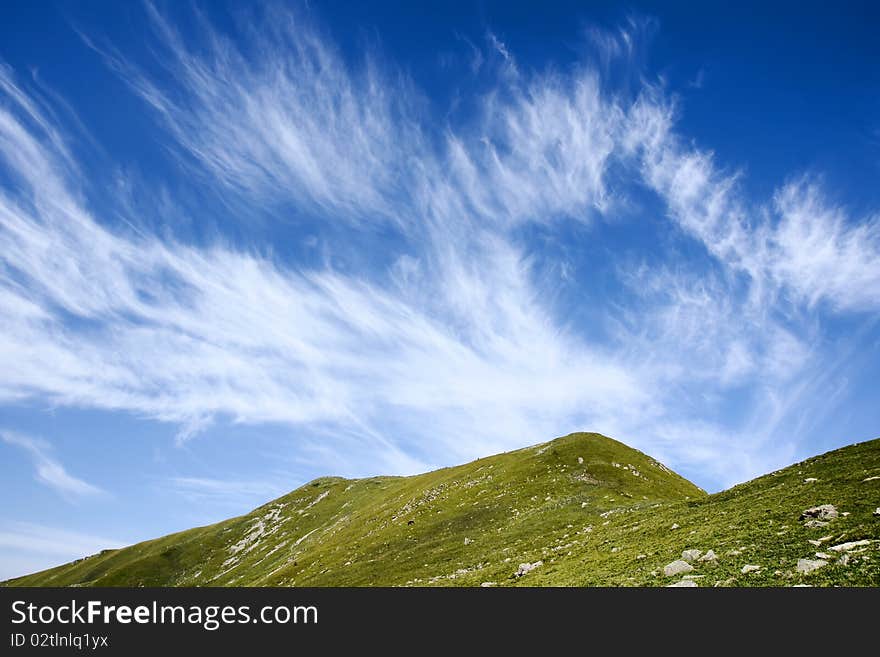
left=5, top=434, right=878, bottom=587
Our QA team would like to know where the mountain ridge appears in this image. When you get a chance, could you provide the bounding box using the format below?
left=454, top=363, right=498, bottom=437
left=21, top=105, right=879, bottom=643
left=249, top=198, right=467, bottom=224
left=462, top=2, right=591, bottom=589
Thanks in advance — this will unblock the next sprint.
left=5, top=432, right=879, bottom=587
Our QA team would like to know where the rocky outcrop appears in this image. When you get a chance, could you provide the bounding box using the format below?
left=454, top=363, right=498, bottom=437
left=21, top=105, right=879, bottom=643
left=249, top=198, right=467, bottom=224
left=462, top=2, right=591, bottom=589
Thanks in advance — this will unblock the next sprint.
left=663, top=560, right=694, bottom=577
left=698, top=550, right=717, bottom=563
left=796, top=558, right=827, bottom=574
left=515, top=561, right=543, bottom=577
left=681, top=549, right=702, bottom=562
left=799, top=505, right=838, bottom=521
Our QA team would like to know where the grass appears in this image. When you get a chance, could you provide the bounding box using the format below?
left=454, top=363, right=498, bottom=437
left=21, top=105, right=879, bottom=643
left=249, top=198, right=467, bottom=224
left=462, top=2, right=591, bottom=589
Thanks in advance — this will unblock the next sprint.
left=4, top=432, right=879, bottom=587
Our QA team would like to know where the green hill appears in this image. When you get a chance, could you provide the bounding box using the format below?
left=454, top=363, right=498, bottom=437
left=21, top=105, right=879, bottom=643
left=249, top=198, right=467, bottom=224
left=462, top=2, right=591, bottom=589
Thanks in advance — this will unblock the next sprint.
left=4, top=432, right=879, bottom=587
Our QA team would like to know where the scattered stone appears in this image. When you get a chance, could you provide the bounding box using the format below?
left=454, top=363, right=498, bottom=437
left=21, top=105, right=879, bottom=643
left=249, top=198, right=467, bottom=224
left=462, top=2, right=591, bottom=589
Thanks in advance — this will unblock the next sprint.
left=667, top=579, right=698, bottom=587
left=863, top=476, right=880, bottom=482
left=464, top=537, right=472, bottom=545
left=803, top=478, right=818, bottom=483
left=799, top=505, right=838, bottom=521
left=663, top=560, right=694, bottom=577
left=682, top=549, right=702, bottom=562
left=807, top=539, right=822, bottom=547
left=874, top=507, right=880, bottom=516
left=581, top=502, right=588, bottom=508
left=578, top=457, right=584, bottom=465
left=796, top=558, right=828, bottom=574
left=671, top=523, right=680, bottom=530
left=741, top=564, right=761, bottom=574
left=611, top=547, right=620, bottom=553
left=698, top=549, right=718, bottom=563
left=515, top=561, right=543, bottom=577
left=682, top=574, right=704, bottom=580
left=636, top=554, right=647, bottom=560
left=804, top=520, right=829, bottom=528
left=814, top=552, right=832, bottom=560
left=792, top=584, right=813, bottom=587
left=480, top=582, right=497, bottom=587
left=838, top=554, right=850, bottom=566
left=829, top=540, right=872, bottom=552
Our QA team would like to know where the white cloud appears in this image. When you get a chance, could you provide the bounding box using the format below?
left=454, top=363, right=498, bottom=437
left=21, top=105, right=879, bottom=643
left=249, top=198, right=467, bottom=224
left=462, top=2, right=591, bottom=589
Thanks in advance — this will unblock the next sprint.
left=769, top=180, right=880, bottom=312
left=79, top=4, right=420, bottom=227
left=0, top=55, right=649, bottom=478
left=0, top=9, right=878, bottom=494
left=0, top=431, right=104, bottom=499
left=628, top=91, right=880, bottom=313
left=167, top=477, right=287, bottom=508
left=0, top=522, right=124, bottom=581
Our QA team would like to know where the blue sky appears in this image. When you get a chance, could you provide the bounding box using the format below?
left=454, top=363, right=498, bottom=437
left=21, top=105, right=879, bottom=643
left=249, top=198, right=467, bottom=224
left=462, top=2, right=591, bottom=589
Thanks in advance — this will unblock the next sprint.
left=1, top=1, right=878, bottom=579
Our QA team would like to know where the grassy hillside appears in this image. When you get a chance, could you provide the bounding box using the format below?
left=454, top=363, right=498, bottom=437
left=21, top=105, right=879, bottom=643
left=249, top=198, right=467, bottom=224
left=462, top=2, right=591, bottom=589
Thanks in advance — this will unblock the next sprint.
left=5, top=432, right=879, bottom=587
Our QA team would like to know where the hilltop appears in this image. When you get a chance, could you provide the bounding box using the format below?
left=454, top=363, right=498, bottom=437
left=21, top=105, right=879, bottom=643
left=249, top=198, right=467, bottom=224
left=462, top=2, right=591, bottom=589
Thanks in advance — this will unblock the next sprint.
left=4, top=432, right=879, bottom=587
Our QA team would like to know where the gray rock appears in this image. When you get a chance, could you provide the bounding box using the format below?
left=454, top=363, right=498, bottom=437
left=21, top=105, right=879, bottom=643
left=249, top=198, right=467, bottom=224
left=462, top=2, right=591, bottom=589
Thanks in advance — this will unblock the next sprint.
left=667, top=579, right=698, bottom=587
left=873, top=508, right=880, bottom=517
left=480, top=582, right=497, bottom=587
left=663, top=560, right=694, bottom=577
left=803, top=519, right=828, bottom=528
left=741, top=564, right=761, bottom=574
left=796, top=558, right=827, bottom=574
left=681, top=549, right=702, bottom=562
left=636, top=554, right=647, bottom=560
left=829, top=539, right=872, bottom=552
left=799, top=504, right=838, bottom=521
left=803, top=477, right=818, bottom=483
left=514, top=561, right=543, bottom=577
left=670, top=523, right=680, bottom=530
left=698, top=549, right=718, bottom=562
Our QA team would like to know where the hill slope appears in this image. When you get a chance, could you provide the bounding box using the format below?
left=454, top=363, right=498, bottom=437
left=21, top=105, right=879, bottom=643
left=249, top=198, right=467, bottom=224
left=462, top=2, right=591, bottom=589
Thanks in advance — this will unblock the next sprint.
left=5, top=432, right=880, bottom=587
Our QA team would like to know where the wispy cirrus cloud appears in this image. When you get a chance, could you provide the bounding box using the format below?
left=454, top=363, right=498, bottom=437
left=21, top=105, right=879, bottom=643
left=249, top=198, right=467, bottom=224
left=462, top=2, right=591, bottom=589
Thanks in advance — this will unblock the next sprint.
left=167, top=477, right=288, bottom=509
left=0, top=8, right=878, bottom=492
left=0, top=522, right=124, bottom=580
left=0, top=431, right=103, bottom=499
left=0, top=25, right=651, bottom=473
left=627, top=91, right=880, bottom=313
